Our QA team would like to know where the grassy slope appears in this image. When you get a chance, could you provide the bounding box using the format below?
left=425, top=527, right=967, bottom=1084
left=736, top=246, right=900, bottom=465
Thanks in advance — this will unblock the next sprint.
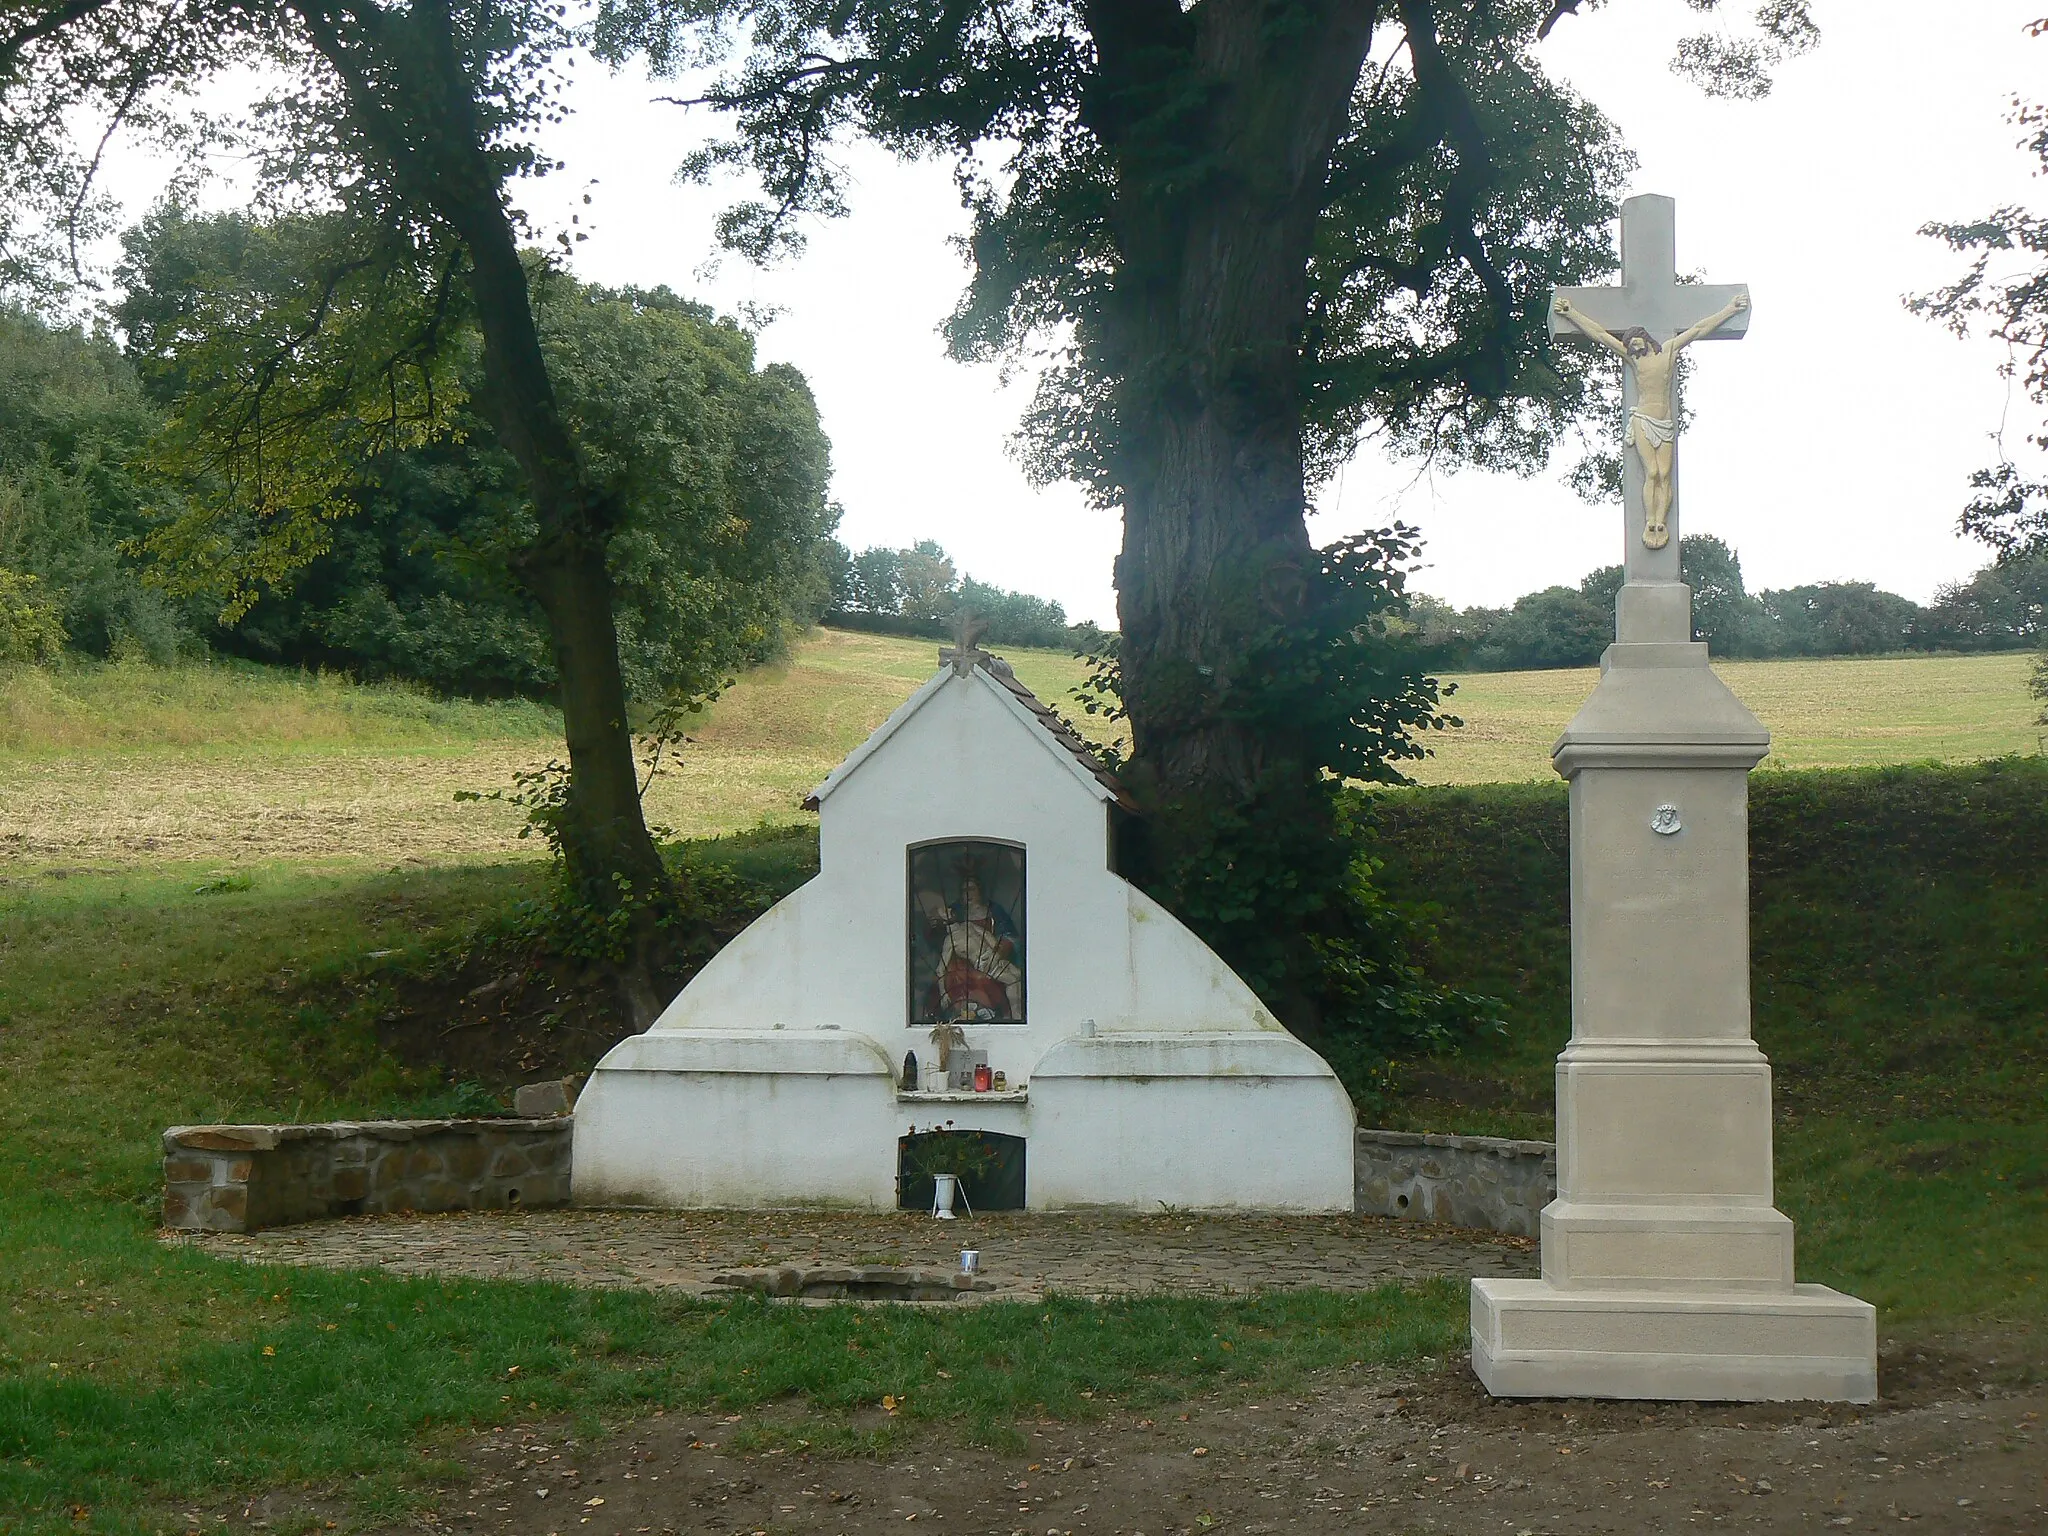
left=3, top=641, right=2034, bottom=866
left=1368, top=758, right=2048, bottom=1324
left=0, top=635, right=1114, bottom=867
left=1412, top=650, right=2041, bottom=783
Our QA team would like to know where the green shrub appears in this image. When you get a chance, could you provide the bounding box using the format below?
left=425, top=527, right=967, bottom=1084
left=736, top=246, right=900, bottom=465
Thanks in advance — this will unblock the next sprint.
left=0, top=566, right=65, bottom=659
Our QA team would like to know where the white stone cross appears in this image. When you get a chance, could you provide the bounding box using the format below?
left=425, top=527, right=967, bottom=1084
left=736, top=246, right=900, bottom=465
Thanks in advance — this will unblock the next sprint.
left=1551, top=193, right=1750, bottom=590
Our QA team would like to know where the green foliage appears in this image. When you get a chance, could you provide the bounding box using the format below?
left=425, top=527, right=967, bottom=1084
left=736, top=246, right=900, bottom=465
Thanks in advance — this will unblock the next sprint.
left=0, top=306, right=191, bottom=659
left=1921, top=554, right=2048, bottom=651
left=453, top=778, right=799, bottom=974
left=1423, top=537, right=2045, bottom=671
left=117, top=211, right=836, bottom=703
left=1913, top=30, right=2048, bottom=560
left=0, top=567, right=65, bottom=660
left=549, top=280, right=838, bottom=703
left=898, top=1126, right=1002, bottom=1182
left=1080, top=529, right=1498, bottom=1058
left=1761, top=580, right=1924, bottom=657
left=115, top=206, right=471, bottom=619
left=1473, top=584, right=1609, bottom=671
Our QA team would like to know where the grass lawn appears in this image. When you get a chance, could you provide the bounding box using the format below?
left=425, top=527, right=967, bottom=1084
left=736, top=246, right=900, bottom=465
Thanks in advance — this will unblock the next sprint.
left=1, top=649, right=2042, bottom=1529
left=0, top=857, right=1460, bottom=1533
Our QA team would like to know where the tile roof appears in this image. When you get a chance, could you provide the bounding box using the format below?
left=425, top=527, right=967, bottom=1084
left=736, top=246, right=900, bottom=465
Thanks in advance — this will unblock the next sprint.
left=977, top=654, right=1135, bottom=810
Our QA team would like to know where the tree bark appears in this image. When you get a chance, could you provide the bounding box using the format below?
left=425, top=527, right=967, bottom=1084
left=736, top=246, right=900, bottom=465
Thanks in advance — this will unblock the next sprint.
left=1094, top=0, right=1379, bottom=804
left=299, top=0, right=675, bottom=1024
left=1073, top=0, right=1384, bottom=1027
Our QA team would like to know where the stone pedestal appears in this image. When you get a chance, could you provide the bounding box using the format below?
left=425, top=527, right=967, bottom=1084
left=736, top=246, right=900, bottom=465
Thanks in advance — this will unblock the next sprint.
left=1471, top=585, right=1876, bottom=1401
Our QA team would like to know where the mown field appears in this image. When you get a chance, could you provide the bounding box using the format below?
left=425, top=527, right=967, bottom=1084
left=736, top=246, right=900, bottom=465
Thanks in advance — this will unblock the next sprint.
left=1, top=642, right=2043, bottom=1530
left=0, top=633, right=2036, bottom=866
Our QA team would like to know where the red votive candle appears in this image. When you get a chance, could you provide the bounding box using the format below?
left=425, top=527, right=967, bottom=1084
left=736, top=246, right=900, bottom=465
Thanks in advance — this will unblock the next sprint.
left=973, top=1064, right=993, bottom=1092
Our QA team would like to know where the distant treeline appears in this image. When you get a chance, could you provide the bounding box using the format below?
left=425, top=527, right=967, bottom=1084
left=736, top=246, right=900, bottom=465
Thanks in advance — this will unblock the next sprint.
left=822, top=539, right=1109, bottom=652
left=1412, top=535, right=2048, bottom=672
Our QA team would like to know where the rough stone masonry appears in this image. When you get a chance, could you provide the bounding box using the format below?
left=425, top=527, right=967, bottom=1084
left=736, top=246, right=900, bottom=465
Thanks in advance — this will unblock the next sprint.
left=162, top=1118, right=572, bottom=1234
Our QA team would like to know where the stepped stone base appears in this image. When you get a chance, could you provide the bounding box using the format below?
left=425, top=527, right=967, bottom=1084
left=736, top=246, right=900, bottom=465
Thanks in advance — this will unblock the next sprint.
left=1471, top=1277, right=1877, bottom=1402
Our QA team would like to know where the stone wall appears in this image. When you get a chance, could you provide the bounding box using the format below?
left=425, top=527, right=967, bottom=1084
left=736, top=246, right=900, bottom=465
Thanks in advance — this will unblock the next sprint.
left=163, top=1118, right=573, bottom=1234
left=1354, top=1128, right=1556, bottom=1238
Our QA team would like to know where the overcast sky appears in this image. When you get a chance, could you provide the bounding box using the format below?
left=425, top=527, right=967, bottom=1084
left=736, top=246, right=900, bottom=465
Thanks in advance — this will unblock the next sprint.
left=98, top=0, right=2048, bottom=625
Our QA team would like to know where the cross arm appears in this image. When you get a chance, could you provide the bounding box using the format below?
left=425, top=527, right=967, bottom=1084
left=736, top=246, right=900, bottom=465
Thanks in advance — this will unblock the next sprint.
left=1549, top=282, right=1753, bottom=346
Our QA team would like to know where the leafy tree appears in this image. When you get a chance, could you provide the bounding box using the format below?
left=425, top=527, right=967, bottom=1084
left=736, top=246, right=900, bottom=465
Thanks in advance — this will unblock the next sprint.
left=1912, top=16, right=2048, bottom=561
left=1577, top=533, right=1762, bottom=656
left=0, top=306, right=190, bottom=657
left=957, top=576, right=1071, bottom=650
left=0, top=567, right=68, bottom=659
left=896, top=540, right=958, bottom=625
left=1, top=0, right=750, bottom=1020
left=824, top=536, right=1084, bottom=649
left=117, top=205, right=836, bottom=698
left=1675, top=533, right=1763, bottom=654
left=1920, top=554, right=2048, bottom=653
left=1760, top=581, right=1922, bottom=658
left=839, top=543, right=905, bottom=615
left=1474, top=583, right=1607, bottom=670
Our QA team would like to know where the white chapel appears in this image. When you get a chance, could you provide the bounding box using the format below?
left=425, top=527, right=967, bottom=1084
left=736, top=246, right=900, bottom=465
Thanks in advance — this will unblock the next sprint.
left=571, top=633, right=1356, bottom=1212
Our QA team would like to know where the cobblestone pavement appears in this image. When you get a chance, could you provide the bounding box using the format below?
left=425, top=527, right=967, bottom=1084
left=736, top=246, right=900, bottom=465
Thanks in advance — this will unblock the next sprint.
left=179, top=1207, right=1538, bottom=1300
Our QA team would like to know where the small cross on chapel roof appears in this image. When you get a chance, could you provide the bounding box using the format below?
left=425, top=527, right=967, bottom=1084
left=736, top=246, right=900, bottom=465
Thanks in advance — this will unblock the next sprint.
left=940, top=609, right=991, bottom=676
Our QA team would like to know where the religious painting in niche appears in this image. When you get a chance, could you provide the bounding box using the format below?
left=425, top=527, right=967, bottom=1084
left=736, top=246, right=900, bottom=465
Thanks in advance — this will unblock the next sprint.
left=909, top=841, right=1025, bottom=1024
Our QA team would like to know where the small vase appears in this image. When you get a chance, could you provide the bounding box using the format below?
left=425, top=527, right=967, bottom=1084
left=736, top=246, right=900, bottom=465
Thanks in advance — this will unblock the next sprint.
left=931, top=1172, right=960, bottom=1220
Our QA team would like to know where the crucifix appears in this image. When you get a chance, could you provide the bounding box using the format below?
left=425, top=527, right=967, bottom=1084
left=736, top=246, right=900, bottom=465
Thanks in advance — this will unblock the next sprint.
left=1551, top=193, right=1750, bottom=584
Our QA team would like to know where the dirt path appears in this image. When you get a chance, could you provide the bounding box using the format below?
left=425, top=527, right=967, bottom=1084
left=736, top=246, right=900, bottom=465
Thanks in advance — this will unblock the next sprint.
left=233, top=1336, right=2035, bottom=1536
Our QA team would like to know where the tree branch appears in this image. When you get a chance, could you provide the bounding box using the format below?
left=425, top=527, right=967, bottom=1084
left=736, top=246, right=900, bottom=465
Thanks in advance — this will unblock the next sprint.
left=1396, top=0, right=1516, bottom=391
left=1536, top=1, right=1589, bottom=42
left=0, top=0, right=122, bottom=76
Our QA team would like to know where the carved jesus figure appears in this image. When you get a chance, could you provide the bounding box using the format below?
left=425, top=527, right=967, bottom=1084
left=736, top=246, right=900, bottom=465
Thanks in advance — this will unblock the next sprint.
left=1554, top=291, right=1748, bottom=549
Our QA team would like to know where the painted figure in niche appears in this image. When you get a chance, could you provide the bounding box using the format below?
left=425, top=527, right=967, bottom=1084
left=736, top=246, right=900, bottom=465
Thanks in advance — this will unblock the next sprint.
left=910, top=843, right=1025, bottom=1023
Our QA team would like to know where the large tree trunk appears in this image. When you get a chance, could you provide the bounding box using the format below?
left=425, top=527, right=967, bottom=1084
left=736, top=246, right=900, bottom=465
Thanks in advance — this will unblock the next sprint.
left=1085, top=1, right=1381, bottom=1024
left=1098, top=0, right=1379, bottom=807
left=302, top=0, right=676, bottom=1025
